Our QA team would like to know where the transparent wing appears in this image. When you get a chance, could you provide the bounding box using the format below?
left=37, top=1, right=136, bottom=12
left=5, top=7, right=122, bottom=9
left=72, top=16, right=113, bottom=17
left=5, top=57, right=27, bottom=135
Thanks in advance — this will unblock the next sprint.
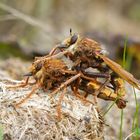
left=99, top=55, right=140, bottom=90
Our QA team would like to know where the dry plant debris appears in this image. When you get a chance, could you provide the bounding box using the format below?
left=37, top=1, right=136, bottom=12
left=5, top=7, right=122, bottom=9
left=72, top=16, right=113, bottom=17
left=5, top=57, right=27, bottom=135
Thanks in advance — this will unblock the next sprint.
left=0, top=75, right=104, bottom=140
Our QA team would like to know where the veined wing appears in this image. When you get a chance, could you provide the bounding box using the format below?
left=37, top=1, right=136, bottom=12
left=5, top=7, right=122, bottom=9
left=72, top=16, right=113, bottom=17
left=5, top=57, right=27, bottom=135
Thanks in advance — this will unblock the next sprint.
left=99, top=55, right=140, bottom=90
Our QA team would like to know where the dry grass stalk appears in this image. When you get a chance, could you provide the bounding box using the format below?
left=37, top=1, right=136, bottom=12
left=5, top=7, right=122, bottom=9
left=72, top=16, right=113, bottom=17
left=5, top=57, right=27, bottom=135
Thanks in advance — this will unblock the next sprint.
left=0, top=75, right=104, bottom=140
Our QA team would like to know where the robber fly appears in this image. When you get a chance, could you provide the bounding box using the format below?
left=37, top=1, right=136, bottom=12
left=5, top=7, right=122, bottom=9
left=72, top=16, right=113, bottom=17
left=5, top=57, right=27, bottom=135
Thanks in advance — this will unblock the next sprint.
left=9, top=50, right=126, bottom=119
left=48, top=30, right=140, bottom=106
left=9, top=52, right=109, bottom=119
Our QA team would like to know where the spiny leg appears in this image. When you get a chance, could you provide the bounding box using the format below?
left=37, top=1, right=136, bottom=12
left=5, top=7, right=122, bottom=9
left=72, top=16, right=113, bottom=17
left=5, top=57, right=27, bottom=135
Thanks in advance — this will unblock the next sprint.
left=61, top=69, right=77, bottom=75
left=81, top=74, right=97, bottom=82
left=34, top=45, right=62, bottom=61
left=89, top=81, right=117, bottom=99
left=47, top=50, right=69, bottom=60
left=81, top=70, right=111, bottom=84
left=83, top=70, right=111, bottom=99
left=48, top=44, right=68, bottom=57
left=71, top=77, right=94, bottom=105
left=56, top=88, right=66, bottom=120
left=113, top=77, right=126, bottom=97
left=49, top=73, right=81, bottom=99
left=80, top=73, right=106, bottom=103
left=86, top=78, right=110, bottom=103
left=86, top=72, right=125, bottom=98
left=100, top=77, right=126, bottom=99
left=93, top=77, right=111, bottom=96
left=49, top=45, right=62, bottom=56
left=88, top=81, right=126, bottom=109
left=111, top=77, right=126, bottom=108
left=80, top=74, right=98, bottom=103
left=71, top=85, right=94, bottom=105
left=35, top=50, right=69, bottom=64
left=49, top=46, right=74, bottom=59
left=7, top=77, right=30, bottom=89
left=15, top=85, right=39, bottom=107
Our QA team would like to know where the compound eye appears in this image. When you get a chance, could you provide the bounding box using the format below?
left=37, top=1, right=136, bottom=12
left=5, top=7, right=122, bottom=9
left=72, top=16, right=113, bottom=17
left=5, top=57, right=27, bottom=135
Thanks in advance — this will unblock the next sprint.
left=36, top=63, right=42, bottom=71
left=70, top=34, right=78, bottom=45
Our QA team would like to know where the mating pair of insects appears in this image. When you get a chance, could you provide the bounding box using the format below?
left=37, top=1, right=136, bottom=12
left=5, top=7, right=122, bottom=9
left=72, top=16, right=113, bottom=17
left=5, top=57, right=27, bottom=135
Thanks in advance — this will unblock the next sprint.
left=11, top=30, right=140, bottom=119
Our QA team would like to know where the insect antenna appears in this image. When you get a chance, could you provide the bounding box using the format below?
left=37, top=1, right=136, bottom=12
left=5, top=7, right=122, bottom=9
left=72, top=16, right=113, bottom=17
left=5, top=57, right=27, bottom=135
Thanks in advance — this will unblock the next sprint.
left=70, top=28, right=72, bottom=36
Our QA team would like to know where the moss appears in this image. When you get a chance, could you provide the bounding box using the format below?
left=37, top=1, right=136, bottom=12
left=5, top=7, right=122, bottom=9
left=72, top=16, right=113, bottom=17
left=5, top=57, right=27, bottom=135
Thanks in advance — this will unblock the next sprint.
left=0, top=42, right=30, bottom=60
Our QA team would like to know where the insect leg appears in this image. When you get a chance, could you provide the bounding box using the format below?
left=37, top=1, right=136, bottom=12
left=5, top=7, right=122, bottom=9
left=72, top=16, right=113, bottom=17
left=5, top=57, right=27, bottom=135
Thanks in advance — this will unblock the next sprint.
left=49, top=43, right=69, bottom=56
left=49, top=45, right=62, bottom=55
left=98, top=78, right=126, bottom=109
left=35, top=50, right=69, bottom=62
left=105, top=77, right=127, bottom=109
left=88, top=82, right=117, bottom=100
left=7, top=76, right=30, bottom=89
left=83, top=69, right=110, bottom=78
left=71, top=78, right=94, bottom=105
left=15, top=85, right=39, bottom=107
left=88, top=81, right=127, bottom=109
left=111, top=77, right=126, bottom=97
left=48, top=50, right=69, bottom=59
left=49, top=73, right=81, bottom=98
left=80, top=74, right=97, bottom=82
left=94, top=77, right=111, bottom=96
left=81, top=74, right=110, bottom=103
left=56, top=88, right=66, bottom=120
left=82, top=70, right=111, bottom=96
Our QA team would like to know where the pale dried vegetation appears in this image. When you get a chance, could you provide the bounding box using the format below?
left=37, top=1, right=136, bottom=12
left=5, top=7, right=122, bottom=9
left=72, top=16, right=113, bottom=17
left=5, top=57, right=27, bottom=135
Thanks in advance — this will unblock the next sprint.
left=0, top=69, right=104, bottom=140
